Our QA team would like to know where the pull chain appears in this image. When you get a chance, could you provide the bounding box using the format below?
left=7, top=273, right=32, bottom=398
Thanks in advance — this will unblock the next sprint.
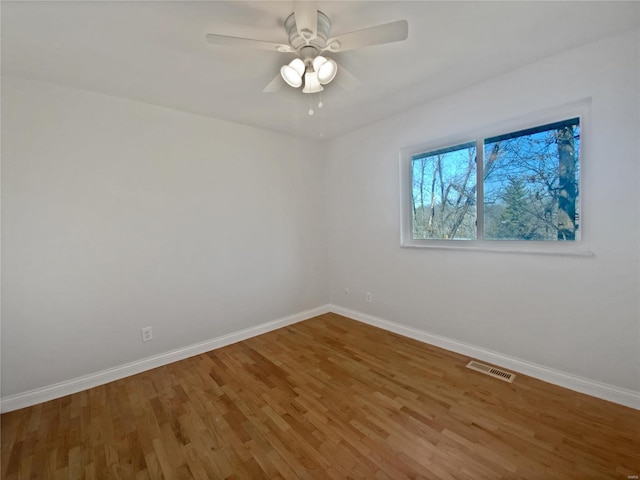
left=308, top=95, right=314, bottom=116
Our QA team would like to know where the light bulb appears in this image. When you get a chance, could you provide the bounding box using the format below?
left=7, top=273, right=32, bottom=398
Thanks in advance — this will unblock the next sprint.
left=308, top=108, right=314, bottom=116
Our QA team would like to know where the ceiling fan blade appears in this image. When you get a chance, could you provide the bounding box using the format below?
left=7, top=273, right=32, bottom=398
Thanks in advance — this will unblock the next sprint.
left=335, top=63, right=361, bottom=91
left=323, top=20, right=408, bottom=53
left=206, top=33, right=294, bottom=53
left=294, top=1, right=318, bottom=41
left=263, top=74, right=284, bottom=93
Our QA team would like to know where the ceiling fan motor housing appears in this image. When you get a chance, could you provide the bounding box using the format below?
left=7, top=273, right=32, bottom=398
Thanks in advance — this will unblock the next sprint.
left=284, top=11, right=331, bottom=59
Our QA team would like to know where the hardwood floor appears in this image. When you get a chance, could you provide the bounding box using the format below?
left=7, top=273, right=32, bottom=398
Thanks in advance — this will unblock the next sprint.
left=2, top=313, right=639, bottom=479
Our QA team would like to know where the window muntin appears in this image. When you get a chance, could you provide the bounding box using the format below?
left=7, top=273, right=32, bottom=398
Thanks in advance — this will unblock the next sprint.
left=402, top=111, right=585, bottom=253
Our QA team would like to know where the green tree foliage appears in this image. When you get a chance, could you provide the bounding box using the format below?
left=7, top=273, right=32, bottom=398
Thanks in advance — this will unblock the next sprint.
left=483, top=119, right=579, bottom=241
left=412, top=145, right=477, bottom=240
left=411, top=118, right=580, bottom=242
left=495, top=179, right=540, bottom=240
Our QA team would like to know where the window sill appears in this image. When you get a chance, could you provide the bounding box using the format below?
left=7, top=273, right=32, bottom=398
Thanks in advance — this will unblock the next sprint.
left=400, top=241, right=595, bottom=257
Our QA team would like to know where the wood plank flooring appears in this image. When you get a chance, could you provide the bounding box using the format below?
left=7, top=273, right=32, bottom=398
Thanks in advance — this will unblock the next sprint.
left=2, top=313, right=639, bottom=479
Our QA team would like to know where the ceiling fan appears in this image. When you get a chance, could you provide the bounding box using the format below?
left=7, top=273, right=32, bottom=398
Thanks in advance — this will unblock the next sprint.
left=206, top=1, right=408, bottom=94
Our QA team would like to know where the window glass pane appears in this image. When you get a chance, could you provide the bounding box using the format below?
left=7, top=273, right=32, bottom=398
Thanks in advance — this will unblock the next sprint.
left=411, top=142, right=477, bottom=240
left=483, top=118, right=580, bottom=241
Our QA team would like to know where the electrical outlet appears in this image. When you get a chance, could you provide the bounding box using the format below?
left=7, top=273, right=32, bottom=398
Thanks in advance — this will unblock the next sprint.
left=344, top=288, right=350, bottom=295
left=365, top=291, right=372, bottom=303
left=141, top=326, right=153, bottom=342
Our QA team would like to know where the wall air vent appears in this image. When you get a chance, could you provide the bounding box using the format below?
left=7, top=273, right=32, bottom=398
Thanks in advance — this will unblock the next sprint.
left=466, top=360, right=516, bottom=383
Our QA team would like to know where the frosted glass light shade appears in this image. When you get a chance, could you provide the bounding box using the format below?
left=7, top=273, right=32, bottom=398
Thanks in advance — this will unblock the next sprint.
left=302, top=71, right=324, bottom=93
left=289, top=58, right=305, bottom=76
left=313, top=56, right=337, bottom=84
left=312, top=55, right=327, bottom=72
left=280, top=58, right=305, bottom=88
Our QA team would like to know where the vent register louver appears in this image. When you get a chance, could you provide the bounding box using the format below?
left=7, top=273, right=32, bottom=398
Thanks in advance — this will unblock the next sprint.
left=466, top=360, right=516, bottom=383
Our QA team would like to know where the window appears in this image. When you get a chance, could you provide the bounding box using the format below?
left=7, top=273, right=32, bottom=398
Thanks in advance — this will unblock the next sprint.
left=411, top=142, right=477, bottom=240
left=483, top=119, right=580, bottom=242
left=400, top=104, right=589, bottom=254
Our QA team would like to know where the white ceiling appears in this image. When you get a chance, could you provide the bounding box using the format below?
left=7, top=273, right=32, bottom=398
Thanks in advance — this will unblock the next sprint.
left=2, top=1, right=639, bottom=139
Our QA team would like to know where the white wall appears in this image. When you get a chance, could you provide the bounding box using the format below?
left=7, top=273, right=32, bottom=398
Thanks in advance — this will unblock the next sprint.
left=1, top=77, right=328, bottom=398
left=2, top=28, right=638, bottom=407
left=326, top=29, right=640, bottom=392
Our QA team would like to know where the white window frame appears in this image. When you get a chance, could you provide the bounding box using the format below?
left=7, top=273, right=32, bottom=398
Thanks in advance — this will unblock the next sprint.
left=399, top=99, right=593, bottom=256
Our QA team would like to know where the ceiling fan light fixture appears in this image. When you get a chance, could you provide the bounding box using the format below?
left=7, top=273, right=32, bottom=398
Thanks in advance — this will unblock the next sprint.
left=312, top=55, right=327, bottom=71
left=207, top=9, right=409, bottom=96
left=316, top=57, right=337, bottom=85
left=302, top=71, right=324, bottom=93
left=280, top=58, right=305, bottom=88
left=281, top=65, right=302, bottom=87
left=290, top=57, right=306, bottom=76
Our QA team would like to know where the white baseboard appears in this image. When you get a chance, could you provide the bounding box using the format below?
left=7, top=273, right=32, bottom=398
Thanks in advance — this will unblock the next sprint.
left=4, top=304, right=638, bottom=412
left=329, top=305, right=640, bottom=410
left=0, top=305, right=331, bottom=413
